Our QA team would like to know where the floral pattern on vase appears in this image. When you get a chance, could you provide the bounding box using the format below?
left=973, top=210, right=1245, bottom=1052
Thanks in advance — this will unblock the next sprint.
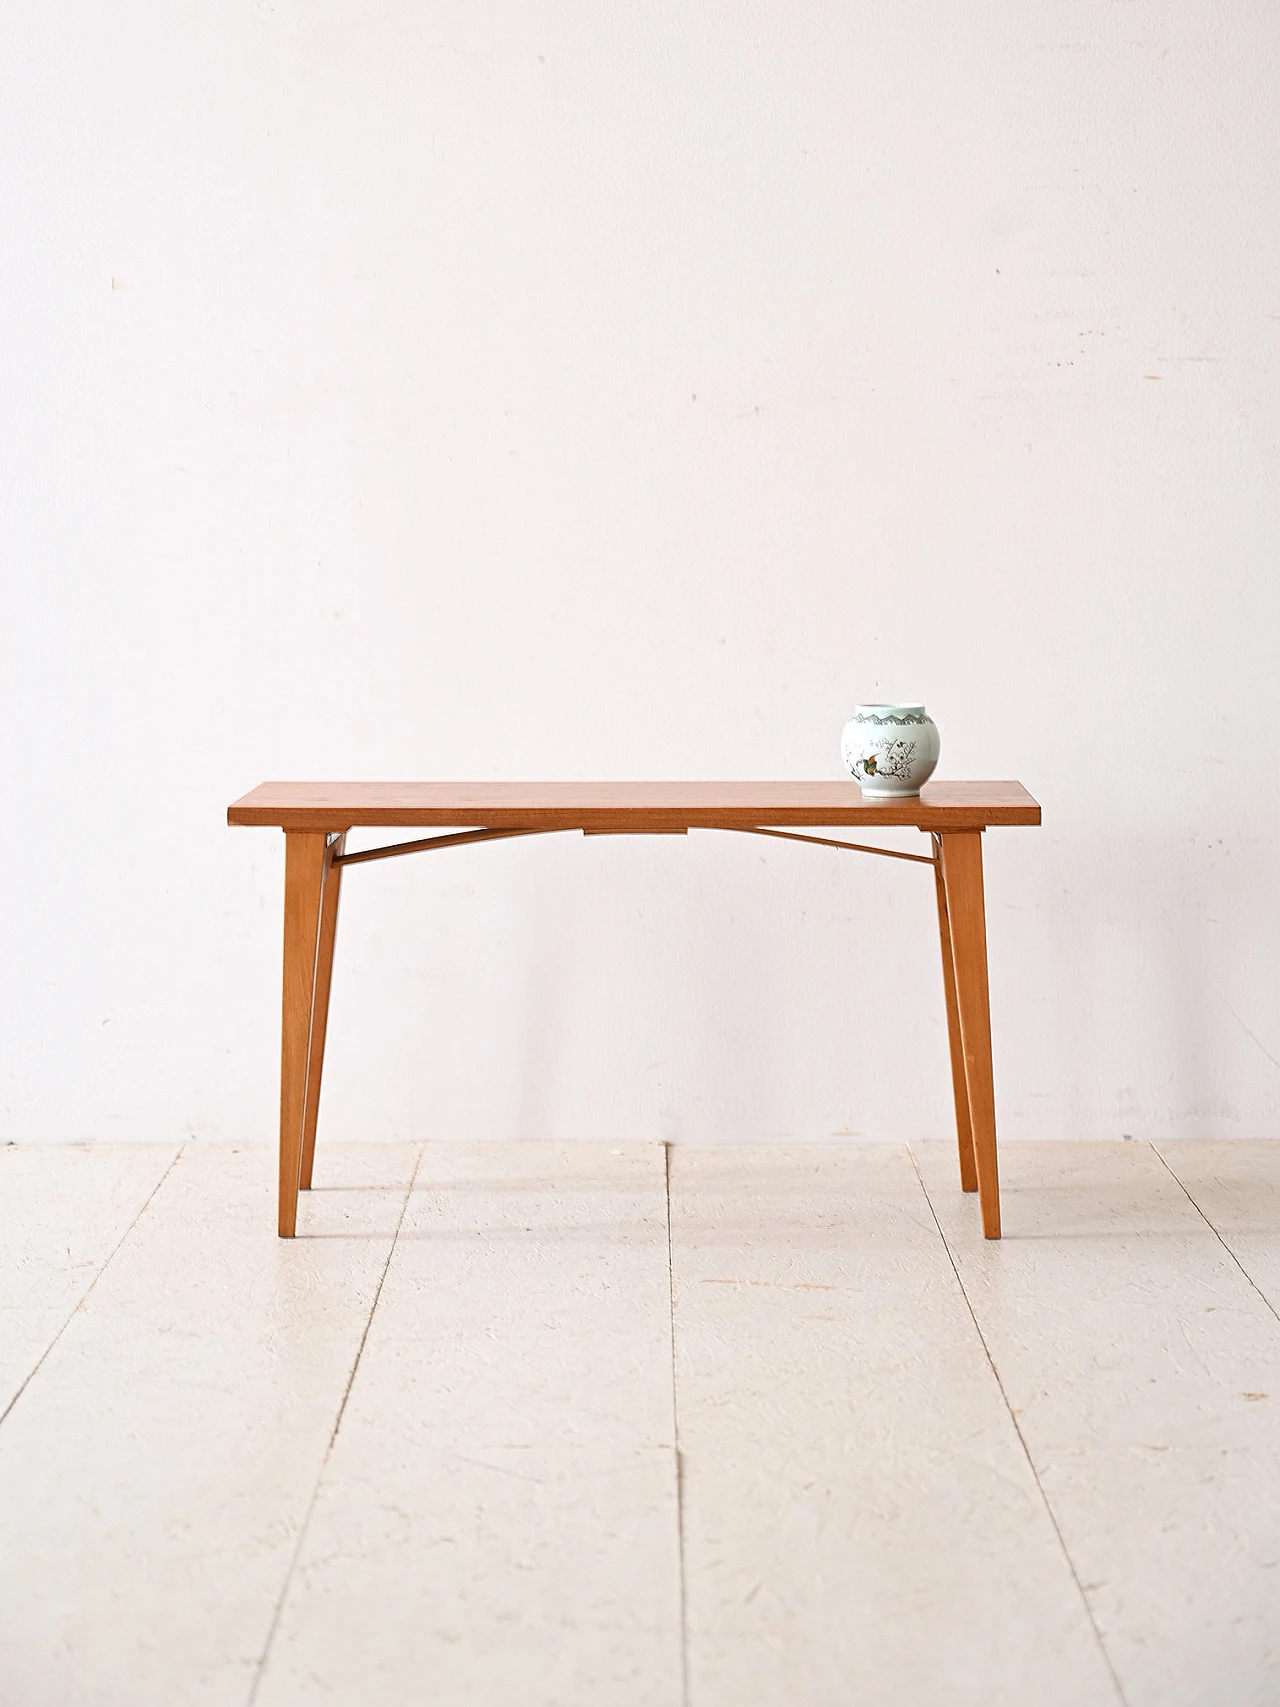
left=841, top=703, right=940, bottom=797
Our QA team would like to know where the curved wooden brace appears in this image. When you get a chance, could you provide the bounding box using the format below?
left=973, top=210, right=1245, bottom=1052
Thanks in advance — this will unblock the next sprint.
left=724, top=826, right=936, bottom=865
left=332, top=827, right=545, bottom=866
left=333, top=823, right=936, bottom=869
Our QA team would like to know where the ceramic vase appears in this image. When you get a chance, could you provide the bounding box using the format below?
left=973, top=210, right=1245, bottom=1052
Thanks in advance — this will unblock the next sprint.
left=840, top=703, right=940, bottom=797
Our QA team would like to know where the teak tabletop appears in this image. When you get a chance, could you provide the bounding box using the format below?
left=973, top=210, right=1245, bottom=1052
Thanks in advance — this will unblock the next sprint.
left=228, top=778, right=1040, bottom=831
left=228, top=780, right=1041, bottom=1240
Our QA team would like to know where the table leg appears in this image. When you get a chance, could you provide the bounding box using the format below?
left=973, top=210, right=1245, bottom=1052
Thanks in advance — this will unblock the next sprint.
left=279, top=831, right=328, bottom=1238
left=299, top=834, right=345, bottom=1193
left=933, top=837, right=977, bottom=1193
left=938, top=830, right=1001, bottom=1239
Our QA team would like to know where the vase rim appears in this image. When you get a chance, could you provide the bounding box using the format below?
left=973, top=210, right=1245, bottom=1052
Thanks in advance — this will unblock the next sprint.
left=851, top=701, right=927, bottom=715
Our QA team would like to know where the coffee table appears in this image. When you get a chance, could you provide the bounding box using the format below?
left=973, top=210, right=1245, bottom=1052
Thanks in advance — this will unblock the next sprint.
left=227, top=781, right=1040, bottom=1238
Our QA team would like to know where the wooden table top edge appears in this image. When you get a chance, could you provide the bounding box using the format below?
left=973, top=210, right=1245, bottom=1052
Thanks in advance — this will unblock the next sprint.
left=227, top=782, right=1041, bottom=832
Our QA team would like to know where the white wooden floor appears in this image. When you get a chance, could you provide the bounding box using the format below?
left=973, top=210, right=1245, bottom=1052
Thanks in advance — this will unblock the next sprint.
left=2, top=1141, right=1279, bottom=1706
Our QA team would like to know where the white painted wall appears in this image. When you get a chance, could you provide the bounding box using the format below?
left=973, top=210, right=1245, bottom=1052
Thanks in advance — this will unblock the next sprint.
left=3, top=2, right=1278, bottom=1146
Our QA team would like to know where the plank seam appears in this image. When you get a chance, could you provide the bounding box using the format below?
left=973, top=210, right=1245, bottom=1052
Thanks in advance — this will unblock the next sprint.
left=1150, top=1142, right=1280, bottom=1329
left=907, top=1143, right=1131, bottom=1707
left=247, top=1142, right=425, bottom=1707
left=0, top=1142, right=185, bottom=1434
left=664, top=1141, right=690, bottom=1707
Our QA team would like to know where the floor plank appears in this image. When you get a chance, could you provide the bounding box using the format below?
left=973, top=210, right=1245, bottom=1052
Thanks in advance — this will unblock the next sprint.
left=1156, top=1139, right=1280, bottom=1318
left=7, top=1138, right=1280, bottom=1703
left=0, top=1142, right=419, bottom=1707
left=914, top=1139, right=1280, bottom=1707
left=254, top=1142, right=682, bottom=1707
left=671, top=1144, right=1119, bottom=1707
left=0, top=1142, right=180, bottom=1417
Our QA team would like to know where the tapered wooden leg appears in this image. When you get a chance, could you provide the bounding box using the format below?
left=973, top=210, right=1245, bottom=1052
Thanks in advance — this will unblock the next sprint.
left=299, top=834, right=345, bottom=1192
left=933, top=837, right=977, bottom=1193
left=279, top=831, right=328, bottom=1238
left=938, top=830, right=1001, bottom=1238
